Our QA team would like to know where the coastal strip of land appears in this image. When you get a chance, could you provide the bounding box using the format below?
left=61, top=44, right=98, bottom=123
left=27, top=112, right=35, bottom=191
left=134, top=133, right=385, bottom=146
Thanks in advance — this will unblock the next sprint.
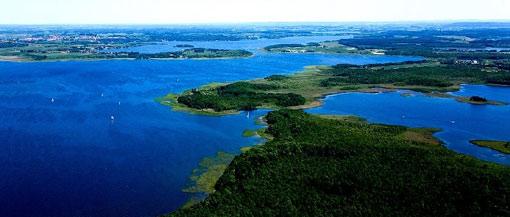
left=159, top=61, right=509, bottom=115
left=0, top=47, right=253, bottom=62
left=471, top=140, right=510, bottom=154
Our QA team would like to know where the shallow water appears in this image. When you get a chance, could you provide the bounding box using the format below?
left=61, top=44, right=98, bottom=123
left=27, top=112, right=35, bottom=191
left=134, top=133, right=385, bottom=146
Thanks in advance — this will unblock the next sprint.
left=0, top=36, right=420, bottom=217
left=307, top=85, right=510, bottom=165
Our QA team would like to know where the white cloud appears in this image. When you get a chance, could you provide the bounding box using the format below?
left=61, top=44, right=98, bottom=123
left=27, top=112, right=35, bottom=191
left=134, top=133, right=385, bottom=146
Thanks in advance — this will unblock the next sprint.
left=1, top=0, right=509, bottom=24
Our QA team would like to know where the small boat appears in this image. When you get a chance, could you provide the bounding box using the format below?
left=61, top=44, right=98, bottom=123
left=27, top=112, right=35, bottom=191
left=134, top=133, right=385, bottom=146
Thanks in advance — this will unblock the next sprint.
left=111, top=115, right=115, bottom=121
left=51, top=98, right=55, bottom=103
left=118, top=101, right=121, bottom=106
left=450, top=120, right=456, bottom=124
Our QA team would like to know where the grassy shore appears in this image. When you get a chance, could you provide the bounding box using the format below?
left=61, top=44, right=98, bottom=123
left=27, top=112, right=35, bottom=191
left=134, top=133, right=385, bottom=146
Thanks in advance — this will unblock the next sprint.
left=181, top=152, right=236, bottom=208
left=471, top=140, right=510, bottom=154
left=427, top=92, right=507, bottom=106
left=168, top=110, right=510, bottom=217
left=182, top=126, right=272, bottom=208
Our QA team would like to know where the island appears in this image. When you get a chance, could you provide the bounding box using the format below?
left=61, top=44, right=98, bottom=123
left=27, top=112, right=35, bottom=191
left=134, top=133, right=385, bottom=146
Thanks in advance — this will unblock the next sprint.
left=471, top=140, right=510, bottom=154
left=175, top=44, right=195, bottom=48
left=167, top=109, right=510, bottom=216
left=459, top=95, right=506, bottom=105
left=263, top=41, right=371, bottom=54
left=0, top=46, right=253, bottom=61
left=427, top=93, right=507, bottom=105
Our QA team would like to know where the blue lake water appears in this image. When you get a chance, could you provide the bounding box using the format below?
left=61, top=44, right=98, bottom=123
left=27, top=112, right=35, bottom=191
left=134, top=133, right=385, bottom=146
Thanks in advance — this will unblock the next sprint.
left=0, top=36, right=421, bottom=217
left=106, top=36, right=346, bottom=54
left=307, top=85, right=510, bottom=165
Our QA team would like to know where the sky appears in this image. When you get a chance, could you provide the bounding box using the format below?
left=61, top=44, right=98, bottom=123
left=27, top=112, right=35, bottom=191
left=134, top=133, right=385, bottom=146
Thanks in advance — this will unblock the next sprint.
left=1, top=0, right=509, bottom=24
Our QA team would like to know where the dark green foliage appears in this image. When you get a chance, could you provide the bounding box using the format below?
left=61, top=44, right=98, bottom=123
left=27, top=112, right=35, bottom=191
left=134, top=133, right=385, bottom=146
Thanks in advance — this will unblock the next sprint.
left=470, top=96, right=488, bottom=102
left=218, top=82, right=278, bottom=95
left=271, top=93, right=306, bottom=107
left=403, top=76, right=453, bottom=87
left=486, top=74, right=510, bottom=85
left=0, top=42, right=28, bottom=48
left=25, top=54, right=48, bottom=60
left=306, top=42, right=321, bottom=46
left=175, top=44, right=195, bottom=48
left=349, top=60, right=427, bottom=68
left=320, top=64, right=508, bottom=88
left=264, top=75, right=289, bottom=81
left=168, top=110, right=510, bottom=217
left=177, top=82, right=305, bottom=111
left=264, top=44, right=305, bottom=50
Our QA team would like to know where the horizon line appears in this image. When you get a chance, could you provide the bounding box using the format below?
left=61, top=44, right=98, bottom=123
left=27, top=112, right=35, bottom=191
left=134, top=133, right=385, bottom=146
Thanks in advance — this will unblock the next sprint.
left=2, top=19, right=510, bottom=26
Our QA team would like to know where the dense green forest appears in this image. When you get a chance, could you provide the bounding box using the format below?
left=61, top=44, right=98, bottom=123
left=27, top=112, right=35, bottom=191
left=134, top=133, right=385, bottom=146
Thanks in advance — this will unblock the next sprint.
left=321, top=63, right=510, bottom=88
left=176, top=82, right=306, bottom=112
left=168, top=110, right=510, bottom=217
